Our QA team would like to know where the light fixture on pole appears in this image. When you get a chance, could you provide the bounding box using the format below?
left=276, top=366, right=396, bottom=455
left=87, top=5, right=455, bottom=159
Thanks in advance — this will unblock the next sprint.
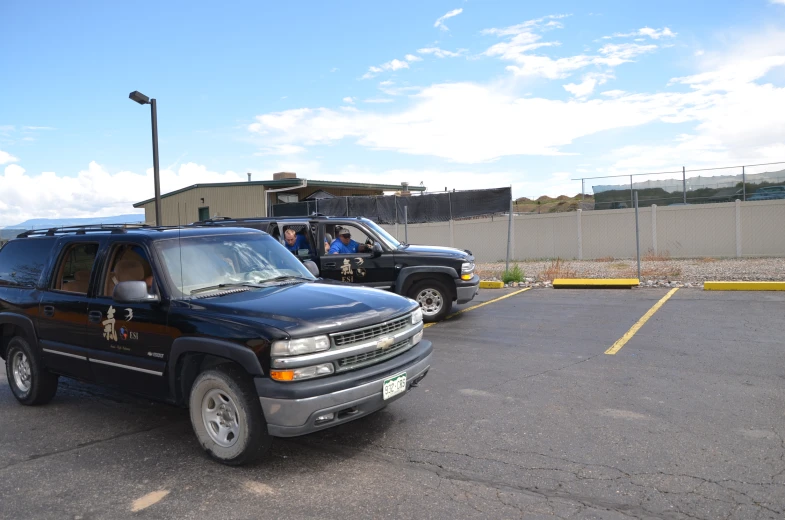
left=129, top=90, right=162, bottom=226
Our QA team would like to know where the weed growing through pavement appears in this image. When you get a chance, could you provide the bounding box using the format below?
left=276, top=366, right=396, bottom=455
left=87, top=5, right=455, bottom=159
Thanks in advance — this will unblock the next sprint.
left=502, top=263, right=524, bottom=284
left=538, top=258, right=577, bottom=281
left=642, top=249, right=672, bottom=262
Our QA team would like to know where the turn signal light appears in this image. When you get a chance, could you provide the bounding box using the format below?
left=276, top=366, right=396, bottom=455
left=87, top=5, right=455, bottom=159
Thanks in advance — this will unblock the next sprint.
left=271, top=363, right=335, bottom=382
left=270, top=370, right=295, bottom=381
left=461, top=274, right=472, bottom=280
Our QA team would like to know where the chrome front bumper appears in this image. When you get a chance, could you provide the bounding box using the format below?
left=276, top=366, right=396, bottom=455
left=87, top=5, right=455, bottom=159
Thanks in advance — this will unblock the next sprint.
left=259, top=350, right=432, bottom=437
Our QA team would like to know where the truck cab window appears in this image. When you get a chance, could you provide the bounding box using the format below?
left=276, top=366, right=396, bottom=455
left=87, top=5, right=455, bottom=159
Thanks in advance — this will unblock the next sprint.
left=54, top=243, right=99, bottom=294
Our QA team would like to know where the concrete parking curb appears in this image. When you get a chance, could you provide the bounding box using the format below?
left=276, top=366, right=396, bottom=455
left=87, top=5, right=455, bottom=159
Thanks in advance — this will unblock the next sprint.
left=553, top=278, right=640, bottom=289
left=479, top=280, right=505, bottom=289
left=703, top=281, right=785, bottom=291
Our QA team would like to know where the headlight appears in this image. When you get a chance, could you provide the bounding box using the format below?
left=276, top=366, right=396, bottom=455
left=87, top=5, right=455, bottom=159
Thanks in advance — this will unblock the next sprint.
left=411, top=308, right=423, bottom=325
left=461, top=262, right=475, bottom=273
left=271, top=335, right=330, bottom=356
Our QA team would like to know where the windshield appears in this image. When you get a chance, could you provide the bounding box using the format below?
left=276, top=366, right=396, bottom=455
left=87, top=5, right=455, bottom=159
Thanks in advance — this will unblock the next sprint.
left=363, top=220, right=402, bottom=249
left=154, top=233, right=315, bottom=297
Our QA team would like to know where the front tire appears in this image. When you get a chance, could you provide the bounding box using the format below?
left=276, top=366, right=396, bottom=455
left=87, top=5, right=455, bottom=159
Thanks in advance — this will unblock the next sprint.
left=409, top=279, right=452, bottom=323
left=189, top=364, right=271, bottom=466
left=5, top=336, right=59, bottom=405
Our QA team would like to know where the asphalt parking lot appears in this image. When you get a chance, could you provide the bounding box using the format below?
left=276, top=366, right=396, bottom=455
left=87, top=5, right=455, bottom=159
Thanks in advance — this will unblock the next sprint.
left=2, top=288, right=784, bottom=520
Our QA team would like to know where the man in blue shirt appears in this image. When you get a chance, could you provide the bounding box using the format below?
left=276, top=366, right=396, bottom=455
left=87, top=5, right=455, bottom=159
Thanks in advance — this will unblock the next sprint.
left=283, top=229, right=312, bottom=254
left=329, top=227, right=369, bottom=255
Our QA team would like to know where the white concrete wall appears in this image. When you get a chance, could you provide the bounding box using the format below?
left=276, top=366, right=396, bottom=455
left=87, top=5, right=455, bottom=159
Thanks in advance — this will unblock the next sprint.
left=381, top=199, right=785, bottom=263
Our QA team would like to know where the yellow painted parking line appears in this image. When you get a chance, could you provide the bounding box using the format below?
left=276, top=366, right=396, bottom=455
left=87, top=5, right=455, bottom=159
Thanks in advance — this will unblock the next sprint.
left=704, top=281, right=785, bottom=291
left=424, top=287, right=531, bottom=328
left=605, top=288, right=679, bottom=355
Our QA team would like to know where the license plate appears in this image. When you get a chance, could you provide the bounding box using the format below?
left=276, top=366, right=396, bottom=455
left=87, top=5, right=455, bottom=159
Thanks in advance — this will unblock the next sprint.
left=383, top=373, right=407, bottom=400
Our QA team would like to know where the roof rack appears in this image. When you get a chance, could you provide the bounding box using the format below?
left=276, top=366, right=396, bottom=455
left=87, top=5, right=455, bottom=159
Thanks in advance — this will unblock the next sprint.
left=17, top=223, right=151, bottom=239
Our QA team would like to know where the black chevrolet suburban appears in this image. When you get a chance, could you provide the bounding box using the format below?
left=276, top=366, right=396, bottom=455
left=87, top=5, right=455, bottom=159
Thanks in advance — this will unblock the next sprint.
left=193, top=216, right=480, bottom=322
left=0, top=225, right=432, bottom=465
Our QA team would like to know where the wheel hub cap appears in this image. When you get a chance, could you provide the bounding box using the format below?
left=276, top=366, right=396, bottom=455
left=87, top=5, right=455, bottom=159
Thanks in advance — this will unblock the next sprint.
left=202, top=389, right=241, bottom=448
left=12, top=352, right=32, bottom=393
left=416, top=288, right=443, bottom=316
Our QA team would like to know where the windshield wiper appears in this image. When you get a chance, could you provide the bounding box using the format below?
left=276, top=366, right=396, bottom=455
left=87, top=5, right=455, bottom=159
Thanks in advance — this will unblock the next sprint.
left=256, top=275, right=312, bottom=285
left=190, top=283, right=256, bottom=295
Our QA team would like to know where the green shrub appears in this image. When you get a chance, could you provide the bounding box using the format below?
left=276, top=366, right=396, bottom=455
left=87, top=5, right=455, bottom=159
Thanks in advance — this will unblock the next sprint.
left=501, top=263, right=524, bottom=284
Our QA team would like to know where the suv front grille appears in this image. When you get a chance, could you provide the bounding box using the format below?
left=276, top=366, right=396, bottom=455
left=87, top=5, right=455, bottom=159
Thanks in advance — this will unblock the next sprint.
left=332, top=315, right=410, bottom=347
left=336, top=338, right=411, bottom=371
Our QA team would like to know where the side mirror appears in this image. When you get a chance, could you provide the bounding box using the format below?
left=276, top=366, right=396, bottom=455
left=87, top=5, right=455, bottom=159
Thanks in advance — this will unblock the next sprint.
left=113, top=281, right=159, bottom=304
left=303, top=260, right=320, bottom=277
left=372, top=242, right=383, bottom=257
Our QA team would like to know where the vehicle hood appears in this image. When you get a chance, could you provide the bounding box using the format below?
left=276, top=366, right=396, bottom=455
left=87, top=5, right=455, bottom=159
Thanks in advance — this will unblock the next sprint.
left=189, top=281, right=417, bottom=337
left=399, top=244, right=472, bottom=260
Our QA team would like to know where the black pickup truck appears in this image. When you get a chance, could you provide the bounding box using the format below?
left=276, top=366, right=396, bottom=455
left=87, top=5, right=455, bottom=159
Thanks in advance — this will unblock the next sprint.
left=0, top=225, right=432, bottom=465
left=193, top=216, right=480, bottom=322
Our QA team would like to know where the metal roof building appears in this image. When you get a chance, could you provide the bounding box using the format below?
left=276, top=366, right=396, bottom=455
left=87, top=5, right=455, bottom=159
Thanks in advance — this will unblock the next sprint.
left=133, top=172, right=424, bottom=225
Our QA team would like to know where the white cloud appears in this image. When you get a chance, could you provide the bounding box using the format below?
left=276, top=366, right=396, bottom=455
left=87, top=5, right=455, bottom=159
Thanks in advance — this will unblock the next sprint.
left=23, top=126, right=56, bottom=131
left=343, top=96, right=355, bottom=104
left=434, top=8, right=463, bottom=31
left=363, top=98, right=395, bottom=104
left=249, top=48, right=785, bottom=166
left=404, top=54, right=422, bottom=62
left=417, top=47, right=466, bottom=58
left=604, top=27, right=677, bottom=40
left=0, top=150, right=19, bottom=165
left=483, top=16, right=662, bottom=79
left=254, top=144, right=307, bottom=156
left=769, top=0, right=785, bottom=4
left=362, top=58, right=412, bottom=79
left=563, top=72, right=614, bottom=98
left=0, top=161, right=245, bottom=227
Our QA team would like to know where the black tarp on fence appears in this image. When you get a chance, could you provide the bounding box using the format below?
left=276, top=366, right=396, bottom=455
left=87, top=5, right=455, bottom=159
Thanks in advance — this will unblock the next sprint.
left=271, top=187, right=512, bottom=224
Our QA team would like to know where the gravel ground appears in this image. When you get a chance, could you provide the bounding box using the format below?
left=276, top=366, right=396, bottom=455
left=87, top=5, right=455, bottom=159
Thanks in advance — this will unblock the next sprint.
left=477, top=257, right=785, bottom=288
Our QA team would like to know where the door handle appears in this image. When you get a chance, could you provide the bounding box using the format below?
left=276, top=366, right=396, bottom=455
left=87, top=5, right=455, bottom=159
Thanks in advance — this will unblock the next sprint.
left=324, top=263, right=336, bottom=268
left=43, top=306, right=55, bottom=317
left=88, top=311, right=103, bottom=323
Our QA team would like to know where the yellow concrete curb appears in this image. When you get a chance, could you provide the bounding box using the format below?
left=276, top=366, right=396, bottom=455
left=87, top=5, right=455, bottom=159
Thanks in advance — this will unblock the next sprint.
left=479, top=280, right=505, bottom=289
left=553, top=278, right=640, bottom=288
left=703, top=281, right=785, bottom=291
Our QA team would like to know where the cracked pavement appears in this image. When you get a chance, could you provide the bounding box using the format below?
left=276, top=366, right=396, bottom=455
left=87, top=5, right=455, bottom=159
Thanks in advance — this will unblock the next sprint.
left=1, top=289, right=784, bottom=519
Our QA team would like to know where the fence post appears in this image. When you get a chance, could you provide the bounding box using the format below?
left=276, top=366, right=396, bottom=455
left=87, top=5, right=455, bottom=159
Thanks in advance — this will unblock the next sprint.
left=651, top=204, right=657, bottom=255
left=735, top=199, right=742, bottom=258
left=682, top=166, right=687, bottom=204
left=505, top=200, right=512, bottom=272
left=394, top=195, right=399, bottom=239
left=404, top=206, right=408, bottom=244
left=449, top=219, right=455, bottom=248
left=634, top=192, right=641, bottom=281
left=742, top=166, right=746, bottom=201
left=576, top=209, right=583, bottom=260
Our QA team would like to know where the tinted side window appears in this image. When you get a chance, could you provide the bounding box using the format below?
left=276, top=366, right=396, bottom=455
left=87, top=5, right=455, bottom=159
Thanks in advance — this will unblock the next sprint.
left=53, top=243, right=99, bottom=294
left=0, top=239, right=57, bottom=287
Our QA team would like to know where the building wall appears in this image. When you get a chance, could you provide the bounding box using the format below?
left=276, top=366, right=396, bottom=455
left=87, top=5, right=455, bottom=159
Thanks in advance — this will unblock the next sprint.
left=139, top=185, right=267, bottom=225
left=139, top=185, right=386, bottom=225
left=381, top=199, right=785, bottom=263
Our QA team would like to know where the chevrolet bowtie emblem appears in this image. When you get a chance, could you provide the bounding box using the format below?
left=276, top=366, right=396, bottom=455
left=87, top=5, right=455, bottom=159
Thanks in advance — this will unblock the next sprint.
left=376, top=337, right=394, bottom=350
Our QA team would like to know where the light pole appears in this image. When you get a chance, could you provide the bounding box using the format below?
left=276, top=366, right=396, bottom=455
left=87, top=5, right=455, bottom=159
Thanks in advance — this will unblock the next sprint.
left=129, top=90, right=162, bottom=227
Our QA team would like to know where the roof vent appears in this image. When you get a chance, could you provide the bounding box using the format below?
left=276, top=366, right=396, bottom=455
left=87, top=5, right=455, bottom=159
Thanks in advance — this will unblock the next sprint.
left=273, top=172, right=297, bottom=180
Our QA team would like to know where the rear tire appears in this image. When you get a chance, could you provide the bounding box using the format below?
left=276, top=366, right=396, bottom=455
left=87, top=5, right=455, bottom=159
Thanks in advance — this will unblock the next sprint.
left=189, top=364, right=271, bottom=466
left=409, top=279, right=452, bottom=323
left=5, top=336, right=59, bottom=405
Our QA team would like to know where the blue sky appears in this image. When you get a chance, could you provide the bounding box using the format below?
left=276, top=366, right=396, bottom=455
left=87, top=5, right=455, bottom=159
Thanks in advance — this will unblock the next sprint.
left=1, top=0, right=785, bottom=225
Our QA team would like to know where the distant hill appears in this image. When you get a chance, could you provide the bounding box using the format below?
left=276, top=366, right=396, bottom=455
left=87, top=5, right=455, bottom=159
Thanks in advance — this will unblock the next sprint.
left=2, top=214, right=145, bottom=238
